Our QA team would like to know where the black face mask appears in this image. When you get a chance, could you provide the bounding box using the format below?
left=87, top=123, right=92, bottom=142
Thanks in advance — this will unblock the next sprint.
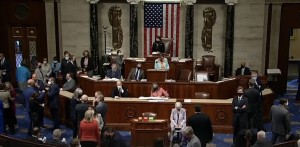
left=38, top=66, right=42, bottom=68
left=237, top=93, right=243, bottom=97
left=105, top=136, right=113, bottom=140
left=137, top=66, right=140, bottom=70
left=241, top=65, right=245, bottom=68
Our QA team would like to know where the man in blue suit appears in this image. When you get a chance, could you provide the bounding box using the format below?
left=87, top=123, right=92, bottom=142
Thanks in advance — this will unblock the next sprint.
left=47, top=77, right=60, bottom=130
left=32, top=73, right=46, bottom=127
left=106, top=63, right=121, bottom=79
left=23, top=79, right=45, bottom=135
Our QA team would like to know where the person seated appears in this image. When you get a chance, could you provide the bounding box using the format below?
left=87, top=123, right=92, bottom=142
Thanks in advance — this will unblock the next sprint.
left=70, top=138, right=80, bottom=147
left=106, top=63, right=121, bottom=79
left=234, top=129, right=257, bottom=147
left=61, top=72, right=76, bottom=92
left=182, top=126, right=201, bottom=147
left=236, top=61, right=251, bottom=76
left=152, top=36, right=165, bottom=53
left=112, top=80, right=129, bottom=98
left=47, top=129, right=68, bottom=147
left=155, top=54, right=169, bottom=71
left=170, top=102, right=186, bottom=142
left=102, top=127, right=127, bottom=147
left=26, top=127, right=45, bottom=144
left=251, top=130, right=272, bottom=147
left=127, top=62, right=145, bottom=81
left=151, top=83, right=169, bottom=97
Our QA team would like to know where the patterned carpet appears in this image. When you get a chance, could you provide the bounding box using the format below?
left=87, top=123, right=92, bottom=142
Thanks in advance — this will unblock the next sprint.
left=6, top=80, right=300, bottom=146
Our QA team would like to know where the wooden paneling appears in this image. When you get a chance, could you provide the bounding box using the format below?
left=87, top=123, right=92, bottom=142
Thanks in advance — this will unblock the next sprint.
left=77, top=76, right=239, bottom=99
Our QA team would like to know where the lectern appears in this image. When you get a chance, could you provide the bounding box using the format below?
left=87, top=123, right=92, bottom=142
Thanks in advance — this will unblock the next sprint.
left=131, top=119, right=169, bottom=147
left=146, top=69, right=167, bottom=82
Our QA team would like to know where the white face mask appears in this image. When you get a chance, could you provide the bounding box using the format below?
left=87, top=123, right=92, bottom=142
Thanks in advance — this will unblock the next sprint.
left=117, top=86, right=122, bottom=89
left=43, top=61, right=47, bottom=64
left=251, top=76, right=257, bottom=80
left=48, top=81, right=52, bottom=85
left=65, top=56, right=69, bottom=60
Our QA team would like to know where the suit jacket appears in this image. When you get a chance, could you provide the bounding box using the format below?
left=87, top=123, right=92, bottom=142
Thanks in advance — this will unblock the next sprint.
left=152, top=41, right=165, bottom=53
left=62, top=79, right=76, bottom=92
left=81, top=57, right=93, bottom=71
left=243, top=88, right=261, bottom=112
left=232, top=95, right=248, bottom=129
left=34, top=80, right=45, bottom=92
left=34, top=68, right=46, bottom=82
left=187, top=112, right=213, bottom=144
left=60, top=59, right=69, bottom=75
left=96, top=102, right=108, bottom=122
left=127, top=68, right=145, bottom=81
left=106, top=69, right=121, bottom=79
left=270, top=105, right=291, bottom=135
left=250, top=139, right=272, bottom=147
left=75, top=103, right=89, bottom=127
left=26, top=136, right=44, bottom=144
left=154, top=58, right=169, bottom=70
left=235, top=129, right=257, bottom=147
left=0, top=58, right=10, bottom=82
left=47, top=139, right=68, bottom=147
left=187, top=135, right=202, bottom=147
left=254, top=78, right=264, bottom=93
left=170, top=108, right=186, bottom=131
left=0, top=90, right=11, bottom=109
left=112, top=86, right=129, bottom=98
left=236, top=67, right=251, bottom=76
left=23, top=86, right=45, bottom=112
left=47, top=83, right=60, bottom=109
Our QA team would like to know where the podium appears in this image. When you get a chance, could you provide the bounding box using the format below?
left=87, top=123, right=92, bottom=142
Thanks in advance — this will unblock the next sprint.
left=131, top=119, right=169, bottom=147
left=146, top=69, right=168, bottom=82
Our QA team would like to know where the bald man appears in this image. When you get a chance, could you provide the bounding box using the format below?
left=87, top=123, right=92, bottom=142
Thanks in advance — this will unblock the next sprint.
left=111, top=80, right=128, bottom=98
left=74, top=94, right=89, bottom=137
left=23, top=79, right=45, bottom=135
left=236, top=61, right=251, bottom=76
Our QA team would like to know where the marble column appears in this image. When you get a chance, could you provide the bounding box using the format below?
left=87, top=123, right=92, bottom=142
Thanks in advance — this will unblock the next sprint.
left=87, top=0, right=100, bottom=74
left=184, top=5, right=194, bottom=58
left=128, top=0, right=139, bottom=57
left=224, top=0, right=238, bottom=77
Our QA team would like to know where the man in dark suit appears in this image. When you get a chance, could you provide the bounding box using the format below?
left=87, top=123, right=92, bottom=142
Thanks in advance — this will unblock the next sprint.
left=232, top=86, right=248, bottom=145
left=32, top=73, right=46, bottom=128
left=127, top=63, right=145, bottom=81
left=94, top=91, right=108, bottom=125
left=152, top=36, right=165, bottom=53
left=251, top=71, right=264, bottom=93
left=187, top=105, right=213, bottom=147
left=26, top=127, right=44, bottom=144
left=236, top=61, right=251, bottom=76
left=81, top=50, right=94, bottom=77
left=47, top=77, right=60, bottom=130
left=106, top=63, right=121, bottom=79
left=23, top=79, right=45, bottom=135
left=251, top=130, right=272, bottom=147
left=0, top=53, right=10, bottom=82
left=75, top=94, right=89, bottom=134
left=112, top=80, right=128, bottom=98
left=60, top=51, right=70, bottom=81
left=47, top=129, right=68, bottom=147
left=270, top=98, right=291, bottom=144
left=61, top=72, right=76, bottom=92
left=244, top=79, right=263, bottom=130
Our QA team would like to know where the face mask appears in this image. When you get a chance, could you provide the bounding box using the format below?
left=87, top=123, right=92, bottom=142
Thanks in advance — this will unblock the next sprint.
left=53, top=61, right=58, bottom=63
left=137, top=66, right=140, bottom=69
left=237, top=93, right=243, bottom=97
left=43, top=61, right=47, bottom=64
left=48, top=81, right=52, bottom=85
left=65, top=56, right=69, bottom=60
left=38, top=65, right=42, bottom=68
left=251, top=76, right=257, bottom=80
left=117, top=86, right=122, bottom=89
left=241, top=65, right=245, bottom=68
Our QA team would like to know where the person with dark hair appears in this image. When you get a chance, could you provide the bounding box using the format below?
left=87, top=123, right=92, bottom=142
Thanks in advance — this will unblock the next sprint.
left=47, top=77, right=60, bottom=130
left=0, top=83, right=15, bottom=134
left=236, top=61, right=251, bottom=76
left=31, top=73, right=46, bottom=128
left=5, top=82, right=17, bottom=127
left=0, top=53, right=11, bottom=83
left=102, top=127, right=126, bottom=147
left=232, top=86, right=248, bottom=145
left=26, top=127, right=44, bottom=144
left=51, top=56, right=61, bottom=79
left=187, top=105, right=213, bottom=147
left=71, top=88, right=83, bottom=138
left=251, top=71, right=264, bottom=93
left=152, top=36, right=165, bottom=53
left=270, top=98, right=291, bottom=144
left=154, top=137, right=165, bottom=147
left=16, top=60, right=31, bottom=91
left=61, top=51, right=70, bottom=81
left=61, top=72, right=76, bottom=92
left=234, top=129, right=257, bottom=147
left=127, top=62, right=145, bottom=81
left=81, top=50, right=94, bottom=77
left=29, top=92, right=43, bottom=130
left=93, top=91, right=108, bottom=125
left=70, top=138, right=80, bottom=147
left=41, top=57, right=52, bottom=82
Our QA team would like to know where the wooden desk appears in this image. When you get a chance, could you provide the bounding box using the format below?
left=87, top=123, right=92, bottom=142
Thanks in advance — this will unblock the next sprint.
left=124, top=59, right=194, bottom=80
left=146, top=69, right=167, bottom=82
left=77, top=76, right=239, bottom=99
left=131, top=119, right=168, bottom=147
left=47, top=89, right=274, bottom=133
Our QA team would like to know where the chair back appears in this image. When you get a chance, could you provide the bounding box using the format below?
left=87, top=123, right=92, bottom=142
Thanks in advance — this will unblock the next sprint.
left=195, top=92, right=210, bottom=99
left=202, top=55, right=215, bottom=70
left=142, top=112, right=157, bottom=118
left=161, top=38, right=173, bottom=54
left=177, top=69, right=192, bottom=82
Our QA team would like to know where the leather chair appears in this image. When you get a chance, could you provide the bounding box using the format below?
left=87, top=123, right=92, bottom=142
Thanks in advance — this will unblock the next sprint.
left=195, top=92, right=210, bottom=99
left=142, top=112, right=157, bottom=118
left=198, top=55, right=219, bottom=81
left=161, top=38, right=173, bottom=54
left=177, top=69, right=192, bottom=82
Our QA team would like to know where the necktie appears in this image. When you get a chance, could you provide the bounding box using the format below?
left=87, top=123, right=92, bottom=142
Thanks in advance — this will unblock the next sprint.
left=177, top=111, right=180, bottom=125
left=135, top=69, right=139, bottom=80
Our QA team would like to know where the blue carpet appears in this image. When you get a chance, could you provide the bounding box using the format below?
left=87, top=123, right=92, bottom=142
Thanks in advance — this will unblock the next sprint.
left=7, top=80, right=300, bottom=146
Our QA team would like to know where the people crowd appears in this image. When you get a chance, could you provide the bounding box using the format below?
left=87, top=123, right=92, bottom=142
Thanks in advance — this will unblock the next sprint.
left=0, top=51, right=299, bottom=147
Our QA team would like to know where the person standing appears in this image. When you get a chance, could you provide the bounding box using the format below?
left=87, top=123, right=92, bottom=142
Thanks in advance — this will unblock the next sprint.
left=0, top=53, right=10, bottom=83
left=235, top=61, right=251, bottom=76
left=187, top=105, right=213, bottom=147
left=182, top=126, right=202, bottom=147
left=79, top=110, right=100, bottom=147
left=152, top=36, right=165, bottom=53
left=81, top=50, right=93, bottom=77
left=16, top=60, right=31, bottom=92
left=50, top=56, right=61, bottom=79
left=111, top=80, right=128, bottom=98
left=75, top=95, right=89, bottom=136
left=0, top=84, right=15, bottom=134
left=270, top=98, right=291, bottom=144
left=154, top=54, right=169, bottom=71
left=29, top=92, right=43, bottom=131
left=70, top=88, right=83, bottom=138
left=93, top=91, right=108, bottom=125
left=34, top=62, right=46, bottom=83
left=41, top=58, right=52, bottom=82
left=251, top=71, right=264, bottom=93
left=232, top=86, right=248, bottom=144
left=32, top=73, right=46, bottom=128
left=47, top=77, right=60, bottom=130
left=170, top=102, right=186, bottom=142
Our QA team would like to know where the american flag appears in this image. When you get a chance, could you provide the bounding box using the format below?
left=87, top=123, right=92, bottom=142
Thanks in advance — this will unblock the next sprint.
left=144, top=3, right=180, bottom=57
